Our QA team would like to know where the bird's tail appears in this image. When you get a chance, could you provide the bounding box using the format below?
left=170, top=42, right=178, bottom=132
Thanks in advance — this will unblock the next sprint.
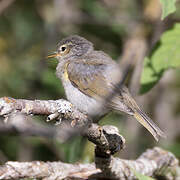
left=111, top=86, right=166, bottom=141
left=109, top=86, right=166, bottom=141
left=133, top=108, right=166, bottom=141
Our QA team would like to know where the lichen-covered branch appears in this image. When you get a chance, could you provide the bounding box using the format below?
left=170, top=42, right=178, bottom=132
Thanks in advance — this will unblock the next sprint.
left=0, top=97, right=89, bottom=127
left=0, top=161, right=99, bottom=180
left=0, top=147, right=179, bottom=180
left=95, top=147, right=179, bottom=180
left=0, top=97, right=179, bottom=179
left=0, top=97, right=124, bottom=152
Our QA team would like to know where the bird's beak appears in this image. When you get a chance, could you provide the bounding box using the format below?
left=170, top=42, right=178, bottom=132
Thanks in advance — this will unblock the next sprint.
left=46, top=52, right=59, bottom=59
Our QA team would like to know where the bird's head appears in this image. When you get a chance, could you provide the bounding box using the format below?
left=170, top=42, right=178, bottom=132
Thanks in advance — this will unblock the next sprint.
left=47, top=35, right=93, bottom=60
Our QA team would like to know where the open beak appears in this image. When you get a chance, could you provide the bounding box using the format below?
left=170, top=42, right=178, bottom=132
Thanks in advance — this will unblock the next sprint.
left=46, top=52, right=59, bottom=59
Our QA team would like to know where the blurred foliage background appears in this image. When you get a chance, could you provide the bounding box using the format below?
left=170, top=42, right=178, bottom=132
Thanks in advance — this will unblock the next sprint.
left=0, top=0, right=180, bottom=164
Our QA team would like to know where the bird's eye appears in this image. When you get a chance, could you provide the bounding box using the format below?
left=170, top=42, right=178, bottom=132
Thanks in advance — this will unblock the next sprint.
left=58, top=44, right=70, bottom=55
left=61, top=46, right=66, bottom=52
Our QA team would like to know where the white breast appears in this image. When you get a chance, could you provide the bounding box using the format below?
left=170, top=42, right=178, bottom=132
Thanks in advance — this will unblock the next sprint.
left=62, top=79, right=108, bottom=118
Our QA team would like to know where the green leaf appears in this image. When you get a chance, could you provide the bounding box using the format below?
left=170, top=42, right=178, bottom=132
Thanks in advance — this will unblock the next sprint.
left=159, top=0, right=176, bottom=20
left=132, top=169, right=155, bottom=180
left=140, top=23, right=180, bottom=94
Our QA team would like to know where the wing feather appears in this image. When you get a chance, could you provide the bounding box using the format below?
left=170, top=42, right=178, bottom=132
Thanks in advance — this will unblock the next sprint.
left=67, top=61, right=110, bottom=99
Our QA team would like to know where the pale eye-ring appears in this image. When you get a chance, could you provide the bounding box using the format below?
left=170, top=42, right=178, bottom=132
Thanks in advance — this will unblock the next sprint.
left=59, top=44, right=70, bottom=55
left=59, top=44, right=70, bottom=56
left=61, top=45, right=67, bottom=52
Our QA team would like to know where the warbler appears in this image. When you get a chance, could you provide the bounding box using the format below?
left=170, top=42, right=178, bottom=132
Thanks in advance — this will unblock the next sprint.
left=47, top=35, right=165, bottom=141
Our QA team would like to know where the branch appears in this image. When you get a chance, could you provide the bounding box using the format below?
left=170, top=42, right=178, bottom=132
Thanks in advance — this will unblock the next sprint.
left=95, top=147, right=179, bottom=179
left=0, top=147, right=178, bottom=180
left=0, top=97, right=89, bottom=127
left=0, top=97, right=124, bottom=152
left=0, top=97, right=179, bottom=179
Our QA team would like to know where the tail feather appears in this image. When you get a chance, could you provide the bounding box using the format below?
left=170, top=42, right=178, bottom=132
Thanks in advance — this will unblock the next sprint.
left=109, top=86, right=165, bottom=141
left=134, top=109, right=166, bottom=141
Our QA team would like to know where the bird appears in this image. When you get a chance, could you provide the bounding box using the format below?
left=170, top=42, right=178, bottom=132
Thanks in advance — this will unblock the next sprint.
left=47, top=35, right=165, bottom=141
